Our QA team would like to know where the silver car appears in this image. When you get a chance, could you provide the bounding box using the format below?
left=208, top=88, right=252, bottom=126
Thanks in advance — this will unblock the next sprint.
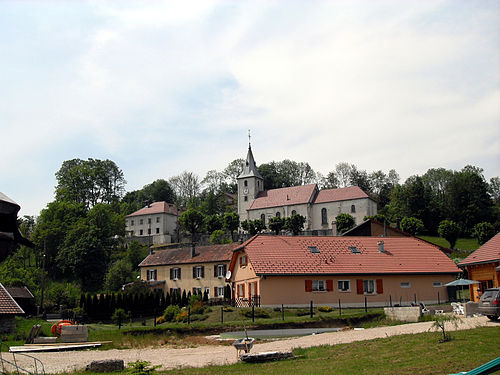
left=478, top=288, right=500, bottom=321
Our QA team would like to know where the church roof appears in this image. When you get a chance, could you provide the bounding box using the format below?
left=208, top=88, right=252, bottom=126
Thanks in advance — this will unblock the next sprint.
left=126, top=201, right=180, bottom=217
left=248, top=184, right=317, bottom=210
left=314, top=186, right=371, bottom=203
left=238, top=145, right=263, bottom=179
left=230, top=235, right=460, bottom=276
left=459, top=232, right=500, bottom=266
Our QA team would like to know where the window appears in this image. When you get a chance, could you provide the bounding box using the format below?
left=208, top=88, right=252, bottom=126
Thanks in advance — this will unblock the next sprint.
left=215, top=264, right=226, bottom=278
left=400, top=282, right=411, bottom=288
left=244, top=180, right=248, bottom=187
left=291, top=210, right=297, bottom=215
left=131, top=220, right=134, bottom=226
left=140, top=219, right=144, bottom=225
left=170, top=267, right=181, bottom=280
left=156, top=228, right=160, bottom=234
left=433, top=282, right=443, bottom=287
left=139, top=229, right=143, bottom=235
left=237, top=283, right=245, bottom=298
left=349, top=246, right=361, bottom=254
left=193, top=265, right=204, bottom=279
left=338, top=280, right=350, bottom=292
left=205, top=287, right=210, bottom=298
left=244, top=196, right=248, bottom=201
left=321, top=208, right=328, bottom=225
left=261, top=214, right=265, bottom=223
left=147, top=269, right=157, bottom=281
left=363, top=280, right=375, bottom=294
left=192, top=287, right=202, bottom=295
left=148, top=228, right=151, bottom=235
left=148, top=218, right=151, bottom=224
left=312, top=280, right=326, bottom=291
left=351, top=205, right=356, bottom=213
left=239, top=255, right=247, bottom=267
left=156, top=217, right=160, bottom=223
left=309, top=246, right=320, bottom=254
left=215, top=286, right=224, bottom=298
left=276, top=212, right=281, bottom=218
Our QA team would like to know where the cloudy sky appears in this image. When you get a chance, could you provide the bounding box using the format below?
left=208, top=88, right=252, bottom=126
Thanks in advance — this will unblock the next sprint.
left=1, top=0, right=499, bottom=217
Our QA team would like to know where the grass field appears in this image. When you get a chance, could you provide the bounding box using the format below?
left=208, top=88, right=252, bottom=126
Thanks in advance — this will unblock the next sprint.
left=418, top=236, right=480, bottom=261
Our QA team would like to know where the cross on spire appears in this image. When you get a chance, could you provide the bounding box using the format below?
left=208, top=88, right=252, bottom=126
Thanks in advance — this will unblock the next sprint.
left=248, top=129, right=251, bottom=148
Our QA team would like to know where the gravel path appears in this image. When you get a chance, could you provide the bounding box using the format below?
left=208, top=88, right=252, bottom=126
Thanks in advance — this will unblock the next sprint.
left=8, top=316, right=496, bottom=374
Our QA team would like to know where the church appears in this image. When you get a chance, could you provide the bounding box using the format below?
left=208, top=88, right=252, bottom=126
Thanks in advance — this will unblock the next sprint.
left=237, top=144, right=377, bottom=235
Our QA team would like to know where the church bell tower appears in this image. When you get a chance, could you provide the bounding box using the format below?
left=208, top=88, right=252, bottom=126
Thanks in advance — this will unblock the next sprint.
left=237, top=133, right=264, bottom=220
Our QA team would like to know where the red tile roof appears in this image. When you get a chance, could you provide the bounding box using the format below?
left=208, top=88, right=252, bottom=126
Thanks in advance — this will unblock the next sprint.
left=248, top=184, right=317, bottom=210
left=139, top=243, right=239, bottom=267
left=458, top=232, right=500, bottom=266
left=5, top=286, right=34, bottom=299
left=234, top=235, right=460, bottom=275
left=0, top=283, right=24, bottom=314
left=127, top=201, right=179, bottom=217
left=314, top=186, right=371, bottom=203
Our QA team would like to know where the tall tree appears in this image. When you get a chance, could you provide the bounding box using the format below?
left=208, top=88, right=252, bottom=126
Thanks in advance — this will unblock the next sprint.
left=223, top=212, right=240, bottom=241
left=169, top=171, right=200, bottom=209
left=55, top=158, right=125, bottom=208
left=285, top=214, right=306, bottom=235
left=178, top=208, right=205, bottom=243
left=335, top=213, right=355, bottom=234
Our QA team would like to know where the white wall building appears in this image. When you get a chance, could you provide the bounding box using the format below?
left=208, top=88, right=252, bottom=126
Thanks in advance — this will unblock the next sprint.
left=126, top=201, right=180, bottom=244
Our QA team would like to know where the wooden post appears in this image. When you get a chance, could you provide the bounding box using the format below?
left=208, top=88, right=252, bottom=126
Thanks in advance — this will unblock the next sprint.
left=188, top=306, right=191, bottom=324
left=438, top=291, right=440, bottom=305
left=414, top=293, right=417, bottom=305
left=282, top=304, right=284, bottom=321
left=390, top=295, right=392, bottom=307
left=338, top=299, right=342, bottom=316
left=252, top=304, right=255, bottom=322
left=310, top=301, right=313, bottom=318
left=221, top=306, right=224, bottom=323
left=364, top=296, right=367, bottom=312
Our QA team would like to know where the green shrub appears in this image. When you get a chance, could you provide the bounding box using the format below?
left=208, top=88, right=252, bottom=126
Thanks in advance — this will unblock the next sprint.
left=126, top=361, right=160, bottom=375
left=273, top=307, right=282, bottom=312
left=240, top=308, right=270, bottom=318
left=223, top=306, right=233, bottom=312
left=190, top=301, right=205, bottom=315
left=318, top=306, right=333, bottom=312
left=175, top=310, right=188, bottom=322
left=296, top=309, right=310, bottom=316
left=163, top=305, right=181, bottom=322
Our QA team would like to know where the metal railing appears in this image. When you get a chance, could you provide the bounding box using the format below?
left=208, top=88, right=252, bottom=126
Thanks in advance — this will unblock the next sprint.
left=0, top=341, right=45, bottom=375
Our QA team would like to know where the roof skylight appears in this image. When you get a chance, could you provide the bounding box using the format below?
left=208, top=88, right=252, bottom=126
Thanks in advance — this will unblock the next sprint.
left=309, top=246, right=320, bottom=254
left=349, top=246, right=361, bottom=254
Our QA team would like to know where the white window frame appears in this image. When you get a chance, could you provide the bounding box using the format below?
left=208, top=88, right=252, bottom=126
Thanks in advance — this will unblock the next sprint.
left=194, top=266, right=203, bottom=279
left=400, top=282, right=411, bottom=288
left=238, top=283, right=244, bottom=298
left=363, top=279, right=376, bottom=294
left=240, top=255, right=247, bottom=268
left=140, top=219, right=144, bottom=225
left=156, top=216, right=160, bottom=223
left=147, top=269, right=157, bottom=281
left=217, top=286, right=224, bottom=298
left=217, top=264, right=225, bottom=278
left=193, top=287, right=202, bottom=295
left=172, top=267, right=180, bottom=280
left=433, top=282, right=443, bottom=287
left=338, top=280, right=351, bottom=292
left=205, top=287, right=210, bottom=298
left=312, top=280, right=326, bottom=292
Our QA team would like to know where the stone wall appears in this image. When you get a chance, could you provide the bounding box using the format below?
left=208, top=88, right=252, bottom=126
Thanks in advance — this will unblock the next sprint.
left=384, top=306, right=421, bottom=322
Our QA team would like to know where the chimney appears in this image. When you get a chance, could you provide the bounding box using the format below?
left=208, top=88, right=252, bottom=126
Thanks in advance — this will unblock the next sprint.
left=378, top=241, right=385, bottom=253
left=191, top=243, right=196, bottom=258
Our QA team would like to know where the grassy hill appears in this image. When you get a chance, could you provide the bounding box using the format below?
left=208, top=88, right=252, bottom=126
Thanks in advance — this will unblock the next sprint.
left=418, top=236, right=480, bottom=262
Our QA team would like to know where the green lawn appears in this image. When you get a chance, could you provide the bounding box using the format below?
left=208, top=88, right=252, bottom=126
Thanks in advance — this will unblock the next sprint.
left=418, top=236, right=480, bottom=262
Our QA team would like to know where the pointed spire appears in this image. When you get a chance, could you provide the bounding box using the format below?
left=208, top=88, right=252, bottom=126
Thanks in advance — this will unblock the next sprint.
left=238, top=132, right=263, bottom=179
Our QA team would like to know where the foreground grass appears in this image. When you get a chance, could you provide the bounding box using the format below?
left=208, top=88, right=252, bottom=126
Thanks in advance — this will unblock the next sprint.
left=72, top=326, right=500, bottom=375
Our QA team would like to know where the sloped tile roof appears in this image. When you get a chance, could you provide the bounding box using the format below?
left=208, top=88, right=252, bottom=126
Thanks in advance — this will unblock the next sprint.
left=314, top=186, right=370, bottom=203
left=248, top=184, right=317, bottom=210
left=139, top=243, right=239, bottom=267
left=0, top=283, right=24, bottom=314
left=127, top=201, right=180, bottom=217
left=458, top=232, right=500, bottom=266
left=238, top=235, right=460, bottom=275
left=5, top=286, right=34, bottom=299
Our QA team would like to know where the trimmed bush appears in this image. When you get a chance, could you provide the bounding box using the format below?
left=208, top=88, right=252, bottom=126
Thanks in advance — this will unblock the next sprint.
left=240, top=308, right=270, bottom=318
left=318, top=306, right=333, bottom=313
left=163, top=305, right=181, bottom=322
left=155, top=316, right=165, bottom=325
left=296, top=309, right=310, bottom=316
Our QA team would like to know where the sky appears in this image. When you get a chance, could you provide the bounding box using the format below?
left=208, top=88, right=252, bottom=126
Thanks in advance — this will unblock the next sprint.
left=1, top=0, right=499, bottom=217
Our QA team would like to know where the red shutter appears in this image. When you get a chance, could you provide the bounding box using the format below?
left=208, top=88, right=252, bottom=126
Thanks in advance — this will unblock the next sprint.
left=178, top=268, right=181, bottom=279
left=254, top=281, right=258, bottom=296
left=305, top=280, right=313, bottom=292
left=356, top=279, right=364, bottom=294
left=214, top=265, right=218, bottom=277
left=239, top=256, right=242, bottom=267
left=376, top=279, right=383, bottom=294
left=223, top=264, right=227, bottom=275
left=242, top=283, right=245, bottom=298
left=193, top=267, right=196, bottom=279
left=201, top=266, right=205, bottom=278
left=326, top=280, right=333, bottom=292
left=214, top=287, right=218, bottom=297
left=170, top=268, right=173, bottom=280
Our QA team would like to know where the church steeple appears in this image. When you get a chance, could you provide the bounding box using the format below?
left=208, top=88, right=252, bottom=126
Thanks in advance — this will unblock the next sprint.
left=238, top=130, right=263, bottom=179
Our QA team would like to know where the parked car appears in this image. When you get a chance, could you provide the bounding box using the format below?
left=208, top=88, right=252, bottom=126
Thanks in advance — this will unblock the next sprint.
left=478, top=288, right=500, bottom=321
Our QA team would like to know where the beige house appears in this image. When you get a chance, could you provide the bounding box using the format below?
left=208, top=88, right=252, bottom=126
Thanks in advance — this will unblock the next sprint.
left=139, top=243, right=239, bottom=299
left=126, top=201, right=180, bottom=244
left=237, top=145, right=377, bottom=233
left=228, top=235, right=460, bottom=307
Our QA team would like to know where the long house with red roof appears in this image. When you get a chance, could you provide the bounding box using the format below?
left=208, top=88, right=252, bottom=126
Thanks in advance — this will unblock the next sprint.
left=458, top=232, right=500, bottom=302
left=228, top=235, right=460, bottom=307
left=237, top=145, right=377, bottom=234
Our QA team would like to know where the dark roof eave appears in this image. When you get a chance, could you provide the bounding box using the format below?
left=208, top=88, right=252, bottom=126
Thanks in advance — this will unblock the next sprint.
left=458, top=259, right=500, bottom=267
left=140, top=259, right=231, bottom=267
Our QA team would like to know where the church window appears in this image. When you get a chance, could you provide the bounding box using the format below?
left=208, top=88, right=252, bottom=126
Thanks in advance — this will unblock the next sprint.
left=321, top=208, right=328, bottom=225
left=276, top=212, right=281, bottom=218
left=244, top=196, right=248, bottom=201
left=244, top=180, right=248, bottom=187
left=351, top=205, right=356, bottom=213
left=261, top=214, right=265, bottom=223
